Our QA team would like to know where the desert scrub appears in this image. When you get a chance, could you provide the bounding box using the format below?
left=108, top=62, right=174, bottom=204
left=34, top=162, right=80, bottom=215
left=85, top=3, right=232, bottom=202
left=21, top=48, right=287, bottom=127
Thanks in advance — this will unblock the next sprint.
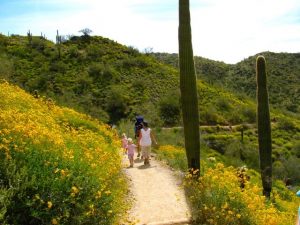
left=0, top=81, right=127, bottom=225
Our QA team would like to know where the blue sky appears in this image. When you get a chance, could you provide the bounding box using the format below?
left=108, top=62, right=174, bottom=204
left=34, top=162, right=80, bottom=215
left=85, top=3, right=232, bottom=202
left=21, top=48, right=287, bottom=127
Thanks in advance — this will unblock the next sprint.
left=1, top=0, right=300, bottom=64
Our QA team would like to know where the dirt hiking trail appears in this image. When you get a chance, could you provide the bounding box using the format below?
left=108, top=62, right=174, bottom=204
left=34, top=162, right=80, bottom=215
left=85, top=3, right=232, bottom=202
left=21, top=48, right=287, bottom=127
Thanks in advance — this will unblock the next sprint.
left=122, top=153, right=192, bottom=225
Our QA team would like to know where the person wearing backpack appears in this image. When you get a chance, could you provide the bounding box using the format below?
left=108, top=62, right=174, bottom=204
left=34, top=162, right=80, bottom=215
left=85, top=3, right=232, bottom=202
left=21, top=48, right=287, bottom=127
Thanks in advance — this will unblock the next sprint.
left=134, top=115, right=144, bottom=158
left=138, top=121, right=157, bottom=165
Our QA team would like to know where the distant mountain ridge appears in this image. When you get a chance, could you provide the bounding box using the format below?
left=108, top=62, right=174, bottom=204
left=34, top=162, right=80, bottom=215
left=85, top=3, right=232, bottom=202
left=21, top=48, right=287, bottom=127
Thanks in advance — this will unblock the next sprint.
left=152, top=51, right=300, bottom=114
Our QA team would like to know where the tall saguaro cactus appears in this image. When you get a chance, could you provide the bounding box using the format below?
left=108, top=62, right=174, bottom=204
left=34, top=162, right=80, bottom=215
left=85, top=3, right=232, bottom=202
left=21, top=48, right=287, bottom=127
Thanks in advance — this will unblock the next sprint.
left=56, top=30, right=62, bottom=59
left=256, top=56, right=272, bottom=198
left=178, top=0, right=200, bottom=172
left=27, top=30, right=32, bottom=45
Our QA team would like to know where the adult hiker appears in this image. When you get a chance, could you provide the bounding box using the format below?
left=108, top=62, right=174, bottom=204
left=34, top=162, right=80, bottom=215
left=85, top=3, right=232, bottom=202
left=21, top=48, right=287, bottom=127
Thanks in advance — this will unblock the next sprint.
left=134, top=115, right=144, bottom=158
left=138, top=121, right=157, bottom=165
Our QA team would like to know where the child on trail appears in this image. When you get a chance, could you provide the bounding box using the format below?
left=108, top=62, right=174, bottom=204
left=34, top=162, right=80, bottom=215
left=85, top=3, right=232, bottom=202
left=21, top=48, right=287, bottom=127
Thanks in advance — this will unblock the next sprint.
left=126, top=138, right=136, bottom=168
left=121, top=133, right=128, bottom=154
left=138, top=121, right=157, bottom=165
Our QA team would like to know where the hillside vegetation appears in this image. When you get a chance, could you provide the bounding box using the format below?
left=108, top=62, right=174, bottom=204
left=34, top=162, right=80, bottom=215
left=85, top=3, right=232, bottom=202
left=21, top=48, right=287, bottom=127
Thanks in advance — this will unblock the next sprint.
left=1, top=34, right=291, bottom=127
left=0, top=81, right=126, bottom=225
left=0, top=34, right=178, bottom=125
left=152, top=52, right=300, bottom=114
left=2, top=34, right=300, bottom=180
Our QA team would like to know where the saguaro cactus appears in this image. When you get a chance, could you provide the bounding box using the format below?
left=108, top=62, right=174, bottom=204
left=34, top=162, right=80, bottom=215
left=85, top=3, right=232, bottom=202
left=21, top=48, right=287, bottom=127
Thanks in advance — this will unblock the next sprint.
left=256, top=55, right=272, bottom=198
left=27, top=30, right=32, bottom=45
left=56, top=30, right=62, bottom=59
left=178, top=0, right=200, bottom=172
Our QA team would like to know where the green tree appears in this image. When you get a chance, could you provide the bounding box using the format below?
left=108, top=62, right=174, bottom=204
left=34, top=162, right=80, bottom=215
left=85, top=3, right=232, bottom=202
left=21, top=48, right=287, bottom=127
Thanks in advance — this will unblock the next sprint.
left=79, top=28, right=93, bottom=36
left=256, top=55, right=272, bottom=198
left=105, top=85, right=130, bottom=123
left=178, top=0, right=200, bottom=172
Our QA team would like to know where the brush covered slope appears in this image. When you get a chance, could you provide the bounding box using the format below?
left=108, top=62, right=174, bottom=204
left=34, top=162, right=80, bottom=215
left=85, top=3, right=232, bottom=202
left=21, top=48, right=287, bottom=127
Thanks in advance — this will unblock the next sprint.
left=0, top=81, right=127, bottom=225
left=0, top=34, right=272, bottom=127
left=0, top=34, right=178, bottom=124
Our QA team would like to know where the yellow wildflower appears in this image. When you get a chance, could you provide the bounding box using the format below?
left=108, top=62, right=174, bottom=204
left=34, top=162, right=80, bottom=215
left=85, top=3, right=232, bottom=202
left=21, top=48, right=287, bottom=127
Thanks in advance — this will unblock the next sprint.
left=51, top=218, right=58, bottom=225
left=105, top=190, right=111, bottom=195
left=47, top=201, right=53, bottom=209
left=222, top=202, right=228, bottom=209
left=71, top=186, right=79, bottom=194
left=60, top=169, right=66, bottom=177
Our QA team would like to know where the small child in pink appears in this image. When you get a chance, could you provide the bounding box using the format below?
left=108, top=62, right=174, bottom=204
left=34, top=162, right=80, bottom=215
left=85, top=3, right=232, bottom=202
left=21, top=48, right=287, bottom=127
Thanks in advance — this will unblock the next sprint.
left=121, top=133, right=128, bottom=154
left=126, top=138, right=136, bottom=167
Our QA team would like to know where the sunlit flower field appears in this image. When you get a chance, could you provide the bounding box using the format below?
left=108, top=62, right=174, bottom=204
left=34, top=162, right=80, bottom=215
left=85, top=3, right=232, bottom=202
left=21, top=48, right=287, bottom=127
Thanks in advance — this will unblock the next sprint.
left=0, top=81, right=127, bottom=224
left=157, top=145, right=299, bottom=225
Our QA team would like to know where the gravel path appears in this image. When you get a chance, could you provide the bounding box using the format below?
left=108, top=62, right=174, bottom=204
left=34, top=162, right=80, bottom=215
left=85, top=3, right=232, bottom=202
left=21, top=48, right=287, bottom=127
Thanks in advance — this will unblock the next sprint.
left=122, top=153, right=192, bottom=225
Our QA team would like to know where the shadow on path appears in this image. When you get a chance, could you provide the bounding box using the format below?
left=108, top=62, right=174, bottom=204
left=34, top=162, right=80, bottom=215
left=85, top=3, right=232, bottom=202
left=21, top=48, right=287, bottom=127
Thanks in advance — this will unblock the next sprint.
left=137, top=164, right=157, bottom=170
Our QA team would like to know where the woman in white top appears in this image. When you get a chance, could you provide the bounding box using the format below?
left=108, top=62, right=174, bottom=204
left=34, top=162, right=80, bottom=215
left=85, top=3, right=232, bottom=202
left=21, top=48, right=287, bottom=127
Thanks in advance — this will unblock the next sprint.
left=138, top=121, right=157, bottom=165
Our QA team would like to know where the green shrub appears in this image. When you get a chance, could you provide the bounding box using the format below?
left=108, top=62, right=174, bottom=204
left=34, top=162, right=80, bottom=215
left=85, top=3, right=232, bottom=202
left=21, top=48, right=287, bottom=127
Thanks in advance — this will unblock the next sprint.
left=227, top=109, right=243, bottom=125
left=31, top=38, right=46, bottom=51
left=105, top=85, right=131, bottom=123
left=223, top=140, right=259, bottom=169
left=240, top=106, right=256, bottom=123
left=291, top=141, right=300, bottom=157
left=216, top=97, right=232, bottom=111
left=273, top=160, right=287, bottom=180
left=283, top=157, right=300, bottom=183
left=0, top=158, right=40, bottom=225
left=155, top=145, right=187, bottom=171
left=203, top=134, right=235, bottom=154
left=277, top=117, right=296, bottom=130
left=200, top=106, right=225, bottom=125
left=159, top=92, right=181, bottom=126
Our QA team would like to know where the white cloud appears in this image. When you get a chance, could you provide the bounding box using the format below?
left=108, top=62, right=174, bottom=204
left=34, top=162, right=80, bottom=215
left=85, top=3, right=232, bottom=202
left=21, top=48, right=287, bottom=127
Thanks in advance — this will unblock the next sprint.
left=190, top=0, right=300, bottom=63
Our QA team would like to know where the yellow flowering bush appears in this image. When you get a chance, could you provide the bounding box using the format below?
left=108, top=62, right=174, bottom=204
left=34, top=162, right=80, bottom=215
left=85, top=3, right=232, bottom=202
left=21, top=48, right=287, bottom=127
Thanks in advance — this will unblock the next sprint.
left=0, top=81, right=127, bottom=224
left=156, top=145, right=298, bottom=225
left=184, top=162, right=298, bottom=225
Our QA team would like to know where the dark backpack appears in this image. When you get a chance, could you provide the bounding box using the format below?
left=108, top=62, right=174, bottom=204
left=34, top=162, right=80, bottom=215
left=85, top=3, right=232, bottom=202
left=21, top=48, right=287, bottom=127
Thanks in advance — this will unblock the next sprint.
left=134, top=116, right=144, bottom=138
